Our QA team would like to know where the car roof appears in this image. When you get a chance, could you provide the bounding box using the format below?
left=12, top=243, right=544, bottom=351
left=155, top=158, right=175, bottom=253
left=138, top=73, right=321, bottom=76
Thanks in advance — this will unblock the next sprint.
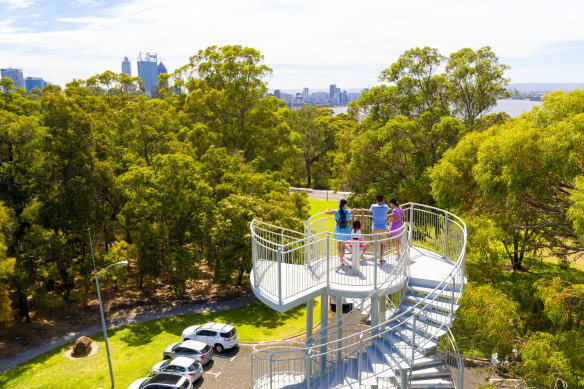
left=202, top=322, right=234, bottom=332
left=181, top=340, right=208, bottom=350
left=147, top=373, right=186, bottom=385
left=166, top=357, right=198, bottom=368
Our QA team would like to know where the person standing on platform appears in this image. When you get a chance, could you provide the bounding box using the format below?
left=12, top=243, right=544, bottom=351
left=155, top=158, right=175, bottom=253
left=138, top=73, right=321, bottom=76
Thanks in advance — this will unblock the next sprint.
left=389, top=199, right=404, bottom=256
left=370, top=194, right=390, bottom=264
left=325, top=199, right=352, bottom=268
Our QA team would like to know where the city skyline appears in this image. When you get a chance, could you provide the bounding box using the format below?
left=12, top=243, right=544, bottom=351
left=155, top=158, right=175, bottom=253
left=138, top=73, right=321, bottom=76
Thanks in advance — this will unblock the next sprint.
left=1, top=0, right=584, bottom=88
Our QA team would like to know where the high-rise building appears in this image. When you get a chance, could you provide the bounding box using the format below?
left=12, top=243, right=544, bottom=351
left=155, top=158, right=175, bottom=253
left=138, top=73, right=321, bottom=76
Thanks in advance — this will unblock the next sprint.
left=1, top=68, right=25, bottom=88
left=122, top=56, right=132, bottom=76
left=24, top=77, right=45, bottom=91
left=157, top=62, right=168, bottom=75
left=137, top=52, right=159, bottom=96
left=303, top=87, right=309, bottom=103
left=274, top=89, right=281, bottom=99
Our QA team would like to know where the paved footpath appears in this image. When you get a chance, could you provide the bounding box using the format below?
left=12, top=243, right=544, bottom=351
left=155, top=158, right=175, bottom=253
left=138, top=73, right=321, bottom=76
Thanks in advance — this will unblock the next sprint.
left=0, top=295, right=257, bottom=374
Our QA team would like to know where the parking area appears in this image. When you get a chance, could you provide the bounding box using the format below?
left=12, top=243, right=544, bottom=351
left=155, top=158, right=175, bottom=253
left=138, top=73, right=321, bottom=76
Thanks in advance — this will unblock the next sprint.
left=193, top=345, right=252, bottom=389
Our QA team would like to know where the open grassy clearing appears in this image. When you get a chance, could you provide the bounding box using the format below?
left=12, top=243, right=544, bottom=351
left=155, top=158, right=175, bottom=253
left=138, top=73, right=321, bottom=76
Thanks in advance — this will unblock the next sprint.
left=0, top=299, right=320, bottom=389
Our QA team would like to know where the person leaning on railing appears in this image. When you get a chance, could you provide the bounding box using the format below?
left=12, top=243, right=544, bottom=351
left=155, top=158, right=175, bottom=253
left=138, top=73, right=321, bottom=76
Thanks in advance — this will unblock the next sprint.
left=349, top=208, right=370, bottom=258
left=324, top=199, right=352, bottom=268
left=388, top=199, right=403, bottom=256
left=370, top=194, right=390, bottom=264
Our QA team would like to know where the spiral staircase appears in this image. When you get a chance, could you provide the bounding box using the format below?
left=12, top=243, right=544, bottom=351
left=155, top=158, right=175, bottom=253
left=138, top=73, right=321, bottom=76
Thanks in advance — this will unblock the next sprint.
left=250, top=203, right=466, bottom=389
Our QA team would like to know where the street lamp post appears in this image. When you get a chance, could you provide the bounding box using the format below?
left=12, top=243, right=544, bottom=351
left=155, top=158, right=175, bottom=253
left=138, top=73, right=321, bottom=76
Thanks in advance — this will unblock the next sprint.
left=88, top=228, right=128, bottom=389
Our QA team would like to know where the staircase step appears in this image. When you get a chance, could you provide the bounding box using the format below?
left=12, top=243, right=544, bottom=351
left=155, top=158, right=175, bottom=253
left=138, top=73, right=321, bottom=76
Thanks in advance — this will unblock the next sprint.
left=397, top=303, right=454, bottom=327
left=404, top=292, right=460, bottom=312
left=410, top=377, right=455, bottom=389
left=381, top=332, right=426, bottom=362
left=392, top=322, right=439, bottom=352
left=412, top=354, right=445, bottom=369
left=365, top=345, right=396, bottom=378
left=391, top=314, right=449, bottom=340
left=407, top=284, right=462, bottom=299
left=372, top=337, right=411, bottom=370
left=412, top=365, right=452, bottom=379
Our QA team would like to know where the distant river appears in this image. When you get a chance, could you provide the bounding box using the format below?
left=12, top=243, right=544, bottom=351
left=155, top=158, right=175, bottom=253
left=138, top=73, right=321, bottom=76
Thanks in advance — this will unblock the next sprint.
left=331, top=99, right=542, bottom=118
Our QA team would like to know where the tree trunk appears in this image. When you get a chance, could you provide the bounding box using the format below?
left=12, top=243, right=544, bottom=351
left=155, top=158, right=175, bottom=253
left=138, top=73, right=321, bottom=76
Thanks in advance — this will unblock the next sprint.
left=16, top=285, right=30, bottom=323
left=139, top=271, right=144, bottom=289
left=305, top=160, right=312, bottom=188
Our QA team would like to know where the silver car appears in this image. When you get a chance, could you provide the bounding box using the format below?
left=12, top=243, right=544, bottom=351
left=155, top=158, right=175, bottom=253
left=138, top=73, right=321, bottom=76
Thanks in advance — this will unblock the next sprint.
left=150, top=357, right=203, bottom=383
left=127, top=373, right=192, bottom=389
left=163, top=340, right=213, bottom=365
left=182, top=322, right=239, bottom=353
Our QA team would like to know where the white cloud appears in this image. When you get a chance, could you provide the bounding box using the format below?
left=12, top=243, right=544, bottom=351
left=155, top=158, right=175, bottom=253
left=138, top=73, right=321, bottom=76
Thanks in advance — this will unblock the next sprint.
left=0, top=0, right=33, bottom=9
left=1, top=0, right=584, bottom=86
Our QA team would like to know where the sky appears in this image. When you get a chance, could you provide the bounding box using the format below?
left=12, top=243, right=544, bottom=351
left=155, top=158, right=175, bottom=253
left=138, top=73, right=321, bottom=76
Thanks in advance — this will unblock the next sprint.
left=2, top=0, right=584, bottom=90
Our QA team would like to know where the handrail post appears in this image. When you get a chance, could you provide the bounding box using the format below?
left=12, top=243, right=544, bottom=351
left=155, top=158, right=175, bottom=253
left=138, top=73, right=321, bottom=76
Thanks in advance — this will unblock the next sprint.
left=269, top=353, right=273, bottom=389
left=411, top=316, right=416, bottom=364
left=374, top=235, right=378, bottom=289
left=326, top=233, right=330, bottom=287
left=358, top=333, right=363, bottom=386
left=277, top=246, right=283, bottom=305
left=409, top=206, right=414, bottom=248
left=250, top=351, right=254, bottom=389
left=450, top=275, right=455, bottom=317
left=305, top=349, right=312, bottom=389
left=443, top=213, right=449, bottom=258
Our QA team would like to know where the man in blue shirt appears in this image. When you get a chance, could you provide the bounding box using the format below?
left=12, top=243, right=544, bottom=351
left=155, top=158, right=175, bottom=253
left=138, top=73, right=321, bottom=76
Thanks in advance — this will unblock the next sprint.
left=370, top=194, right=390, bottom=264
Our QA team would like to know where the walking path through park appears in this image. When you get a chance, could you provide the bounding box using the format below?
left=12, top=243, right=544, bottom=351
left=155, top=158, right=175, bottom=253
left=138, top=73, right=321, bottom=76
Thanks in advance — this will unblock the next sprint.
left=0, top=295, right=257, bottom=374
left=290, top=187, right=350, bottom=201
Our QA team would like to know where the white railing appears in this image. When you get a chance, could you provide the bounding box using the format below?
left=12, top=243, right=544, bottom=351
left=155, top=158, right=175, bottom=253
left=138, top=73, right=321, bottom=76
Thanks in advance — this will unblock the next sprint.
left=251, top=212, right=410, bottom=305
left=250, top=203, right=466, bottom=389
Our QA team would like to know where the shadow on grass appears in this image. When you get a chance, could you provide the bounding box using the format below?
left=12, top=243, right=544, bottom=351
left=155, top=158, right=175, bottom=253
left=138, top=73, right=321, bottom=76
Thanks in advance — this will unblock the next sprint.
left=115, top=318, right=167, bottom=347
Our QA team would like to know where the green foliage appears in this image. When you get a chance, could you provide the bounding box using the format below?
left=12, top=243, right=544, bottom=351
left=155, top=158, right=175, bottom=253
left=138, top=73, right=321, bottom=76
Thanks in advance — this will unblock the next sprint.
left=518, top=331, right=581, bottom=388
left=0, top=203, right=15, bottom=324
left=339, top=46, right=507, bottom=202
left=454, top=283, right=522, bottom=355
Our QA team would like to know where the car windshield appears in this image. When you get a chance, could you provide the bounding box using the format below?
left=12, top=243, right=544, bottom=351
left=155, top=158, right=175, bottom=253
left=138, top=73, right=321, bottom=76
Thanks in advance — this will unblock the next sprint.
left=220, top=329, right=236, bottom=338
left=202, top=345, right=212, bottom=353
left=188, top=363, right=201, bottom=372
left=172, top=344, right=181, bottom=351
left=160, top=359, right=171, bottom=368
left=181, top=380, right=190, bottom=389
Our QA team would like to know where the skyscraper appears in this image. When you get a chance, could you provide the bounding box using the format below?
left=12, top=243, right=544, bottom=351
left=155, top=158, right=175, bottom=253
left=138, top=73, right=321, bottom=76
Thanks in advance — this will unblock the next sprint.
left=274, top=89, right=282, bottom=99
left=157, top=62, right=168, bottom=75
left=24, top=77, right=45, bottom=91
left=122, top=56, right=131, bottom=76
left=1, top=68, right=25, bottom=88
left=303, top=87, right=309, bottom=103
left=137, top=52, right=159, bottom=96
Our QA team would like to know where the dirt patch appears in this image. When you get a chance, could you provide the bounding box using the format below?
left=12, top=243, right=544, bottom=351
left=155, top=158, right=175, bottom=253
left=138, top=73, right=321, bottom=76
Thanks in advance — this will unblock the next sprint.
left=0, top=265, right=251, bottom=360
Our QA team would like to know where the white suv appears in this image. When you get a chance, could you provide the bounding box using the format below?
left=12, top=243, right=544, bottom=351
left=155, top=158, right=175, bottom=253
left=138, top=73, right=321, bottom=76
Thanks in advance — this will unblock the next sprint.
left=181, top=322, right=238, bottom=353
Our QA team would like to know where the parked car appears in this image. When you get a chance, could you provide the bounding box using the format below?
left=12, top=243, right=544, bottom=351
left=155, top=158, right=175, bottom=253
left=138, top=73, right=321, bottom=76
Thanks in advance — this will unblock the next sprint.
left=163, top=340, right=213, bottom=365
left=181, top=322, right=239, bottom=353
left=150, top=357, right=203, bottom=383
left=127, top=373, right=192, bottom=389
left=330, top=297, right=353, bottom=313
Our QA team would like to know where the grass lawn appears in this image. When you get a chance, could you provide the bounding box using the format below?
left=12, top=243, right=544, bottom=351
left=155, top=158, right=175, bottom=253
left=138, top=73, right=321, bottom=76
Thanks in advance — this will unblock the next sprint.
left=308, top=198, right=337, bottom=217
left=0, top=299, right=320, bottom=389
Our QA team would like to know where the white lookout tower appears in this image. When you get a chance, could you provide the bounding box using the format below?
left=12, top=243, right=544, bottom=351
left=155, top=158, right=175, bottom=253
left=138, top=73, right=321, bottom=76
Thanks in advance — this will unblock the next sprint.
left=250, top=203, right=467, bottom=389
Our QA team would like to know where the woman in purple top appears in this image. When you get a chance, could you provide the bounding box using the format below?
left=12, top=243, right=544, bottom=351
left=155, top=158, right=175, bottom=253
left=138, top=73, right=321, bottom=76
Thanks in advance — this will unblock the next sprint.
left=388, top=199, right=403, bottom=255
